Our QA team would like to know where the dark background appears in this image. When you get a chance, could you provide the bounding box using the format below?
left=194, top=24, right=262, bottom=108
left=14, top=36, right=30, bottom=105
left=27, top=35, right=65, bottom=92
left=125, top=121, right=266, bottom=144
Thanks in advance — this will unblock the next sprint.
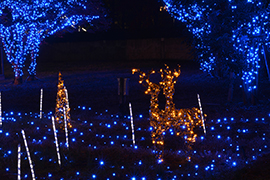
left=45, top=0, right=190, bottom=43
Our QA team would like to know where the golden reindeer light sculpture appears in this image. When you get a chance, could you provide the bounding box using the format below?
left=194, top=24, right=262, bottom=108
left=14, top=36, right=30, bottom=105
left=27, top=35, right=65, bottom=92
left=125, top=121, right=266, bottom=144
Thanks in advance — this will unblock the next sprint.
left=132, top=65, right=205, bottom=162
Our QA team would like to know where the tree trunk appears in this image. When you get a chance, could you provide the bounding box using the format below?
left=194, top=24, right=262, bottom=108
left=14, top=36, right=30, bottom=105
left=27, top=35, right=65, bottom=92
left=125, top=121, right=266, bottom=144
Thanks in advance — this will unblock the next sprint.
left=14, top=76, right=23, bottom=85
left=13, top=64, right=23, bottom=85
left=26, top=74, right=37, bottom=81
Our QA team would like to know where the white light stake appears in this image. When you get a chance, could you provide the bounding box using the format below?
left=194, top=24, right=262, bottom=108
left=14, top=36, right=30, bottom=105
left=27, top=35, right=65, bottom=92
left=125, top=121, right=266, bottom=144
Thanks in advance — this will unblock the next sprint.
left=52, top=116, right=61, bottom=166
left=18, top=144, right=21, bottom=180
left=64, top=87, right=70, bottom=112
left=21, top=130, right=36, bottom=180
left=197, top=94, right=206, bottom=134
left=0, top=92, right=2, bottom=127
left=40, top=88, right=43, bottom=119
left=129, top=103, right=136, bottom=147
left=64, top=108, right=69, bottom=149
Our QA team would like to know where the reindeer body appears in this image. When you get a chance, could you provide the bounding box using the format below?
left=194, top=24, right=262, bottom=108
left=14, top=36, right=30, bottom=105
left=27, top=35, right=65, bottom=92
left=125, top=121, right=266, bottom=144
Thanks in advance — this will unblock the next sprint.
left=133, top=65, right=203, bottom=162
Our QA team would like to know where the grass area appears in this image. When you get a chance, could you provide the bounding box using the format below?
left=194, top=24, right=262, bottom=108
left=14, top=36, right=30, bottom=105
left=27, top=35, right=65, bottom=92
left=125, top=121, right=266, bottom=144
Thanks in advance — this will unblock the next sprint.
left=1, top=106, right=270, bottom=179
left=1, top=58, right=270, bottom=179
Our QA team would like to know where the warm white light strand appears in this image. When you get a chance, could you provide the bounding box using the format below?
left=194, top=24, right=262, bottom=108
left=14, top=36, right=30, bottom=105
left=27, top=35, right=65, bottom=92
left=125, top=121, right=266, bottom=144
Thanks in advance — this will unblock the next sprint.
left=0, top=92, right=2, bottom=127
left=129, top=103, right=136, bottom=147
left=63, top=108, right=69, bottom=149
left=52, top=116, right=61, bottom=166
left=40, top=88, right=43, bottom=119
left=18, top=143, right=21, bottom=180
left=197, top=94, right=206, bottom=134
left=21, top=130, right=36, bottom=180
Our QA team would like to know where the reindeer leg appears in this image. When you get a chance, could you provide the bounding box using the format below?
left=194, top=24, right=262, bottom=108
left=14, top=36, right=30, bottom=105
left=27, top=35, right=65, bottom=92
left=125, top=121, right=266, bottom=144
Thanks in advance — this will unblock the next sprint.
left=151, top=127, right=165, bottom=163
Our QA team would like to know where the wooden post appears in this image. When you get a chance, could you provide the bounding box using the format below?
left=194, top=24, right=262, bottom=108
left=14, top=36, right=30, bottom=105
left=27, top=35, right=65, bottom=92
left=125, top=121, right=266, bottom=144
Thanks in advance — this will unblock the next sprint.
left=117, top=77, right=129, bottom=117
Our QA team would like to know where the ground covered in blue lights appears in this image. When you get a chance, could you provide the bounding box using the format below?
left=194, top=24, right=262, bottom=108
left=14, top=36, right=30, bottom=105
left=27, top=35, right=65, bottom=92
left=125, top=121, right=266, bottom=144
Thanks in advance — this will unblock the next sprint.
left=1, top=107, right=270, bottom=179
left=1, top=59, right=270, bottom=179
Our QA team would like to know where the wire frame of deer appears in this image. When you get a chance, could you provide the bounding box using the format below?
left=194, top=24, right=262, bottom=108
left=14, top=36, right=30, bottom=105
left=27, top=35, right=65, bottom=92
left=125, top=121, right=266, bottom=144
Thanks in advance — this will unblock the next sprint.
left=132, top=65, right=205, bottom=162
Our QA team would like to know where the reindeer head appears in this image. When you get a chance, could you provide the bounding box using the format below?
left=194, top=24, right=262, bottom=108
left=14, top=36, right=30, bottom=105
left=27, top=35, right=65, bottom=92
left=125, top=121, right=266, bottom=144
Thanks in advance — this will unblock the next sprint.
left=160, top=64, right=181, bottom=96
left=132, top=68, right=161, bottom=96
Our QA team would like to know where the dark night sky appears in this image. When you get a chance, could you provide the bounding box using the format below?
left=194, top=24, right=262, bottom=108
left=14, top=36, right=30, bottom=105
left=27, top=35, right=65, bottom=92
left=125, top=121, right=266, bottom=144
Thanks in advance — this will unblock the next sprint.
left=47, top=0, right=189, bottom=43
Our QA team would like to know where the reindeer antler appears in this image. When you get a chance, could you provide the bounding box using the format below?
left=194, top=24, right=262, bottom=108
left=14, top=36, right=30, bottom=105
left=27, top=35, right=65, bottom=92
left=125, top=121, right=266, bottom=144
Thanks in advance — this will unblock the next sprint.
left=132, top=68, right=160, bottom=94
left=160, top=64, right=181, bottom=85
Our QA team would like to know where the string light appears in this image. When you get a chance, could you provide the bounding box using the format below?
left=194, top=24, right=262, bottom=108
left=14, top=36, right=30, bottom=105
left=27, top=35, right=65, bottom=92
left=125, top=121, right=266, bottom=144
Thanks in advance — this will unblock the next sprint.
left=55, top=72, right=72, bottom=129
left=52, top=116, right=61, bottom=166
left=0, top=107, right=270, bottom=179
left=40, top=88, right=43, bottom=119
left=18, top=143, right=21, bottom=180
left=133, top=65, right=205, bottom=161
left=64, top=87, right=70, bottom=117
left=129, top=102, right=136, bottom=147
left=197, top=94, right=206, bottom=134
left=163, top=0, right=270, bottom=97
left=0, top=0, right=104, bottom=81
left=64, top=107, right=69, bottom=149
left=21, top=129, right=36, bottom=180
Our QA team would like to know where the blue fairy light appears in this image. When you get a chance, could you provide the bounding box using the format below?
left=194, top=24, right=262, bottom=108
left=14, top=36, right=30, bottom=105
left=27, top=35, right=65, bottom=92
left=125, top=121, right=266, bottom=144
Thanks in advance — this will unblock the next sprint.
left=200, top=136, right=204, bottom=140
left=162, top=0, right=270, bottom=95
left=0, top=0, right=106, bottom=80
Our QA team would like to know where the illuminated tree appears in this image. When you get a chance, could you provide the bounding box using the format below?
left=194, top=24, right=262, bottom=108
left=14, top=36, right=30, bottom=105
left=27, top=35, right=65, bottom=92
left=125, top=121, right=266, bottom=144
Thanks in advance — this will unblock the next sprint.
left=0, top=0, right=108, bottom=84
left=162, top=0, right=270, bottom=103
left=133, top=65, right=204, bottom=162
left=55, top=72, right=71, bottom=130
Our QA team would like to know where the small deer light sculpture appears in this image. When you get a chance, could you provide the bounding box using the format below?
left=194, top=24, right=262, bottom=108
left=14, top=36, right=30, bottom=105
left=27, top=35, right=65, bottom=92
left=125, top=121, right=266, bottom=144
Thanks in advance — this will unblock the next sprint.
left=132, top=65, right=205, bottom=162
